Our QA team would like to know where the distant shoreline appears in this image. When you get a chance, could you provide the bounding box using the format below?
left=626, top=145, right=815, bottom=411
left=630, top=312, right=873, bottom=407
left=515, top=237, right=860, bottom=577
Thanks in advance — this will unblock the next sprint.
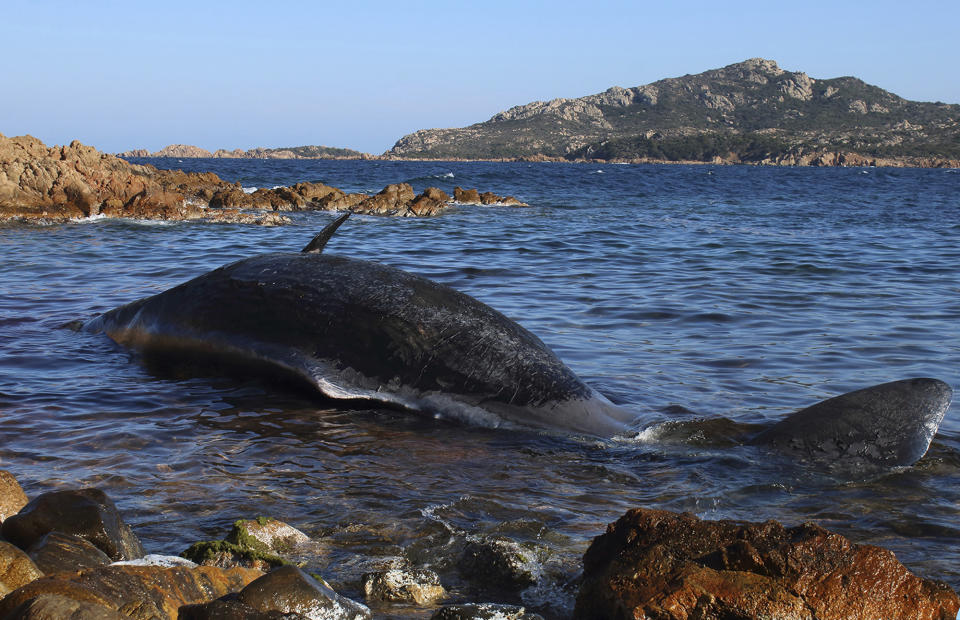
left=124, top=152, right=960, bottom=170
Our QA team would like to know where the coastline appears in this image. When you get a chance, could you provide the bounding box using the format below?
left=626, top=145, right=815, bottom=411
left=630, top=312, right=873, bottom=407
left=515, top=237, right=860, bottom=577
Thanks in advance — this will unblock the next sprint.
left=126, top=151, right=960, bottom=169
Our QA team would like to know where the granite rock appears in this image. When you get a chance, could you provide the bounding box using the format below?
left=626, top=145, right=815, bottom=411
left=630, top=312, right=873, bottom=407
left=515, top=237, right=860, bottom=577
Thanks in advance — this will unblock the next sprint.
left=574, top=507, right=960, bottom=620
left=0, top=470, right=28, bottom=522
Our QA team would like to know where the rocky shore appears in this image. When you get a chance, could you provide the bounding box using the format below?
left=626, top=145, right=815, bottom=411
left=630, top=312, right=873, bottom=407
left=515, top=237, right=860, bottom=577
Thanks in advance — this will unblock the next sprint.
left=0, top=471, right=955, bottom=619
left=0, top=134, right=526, bottom=225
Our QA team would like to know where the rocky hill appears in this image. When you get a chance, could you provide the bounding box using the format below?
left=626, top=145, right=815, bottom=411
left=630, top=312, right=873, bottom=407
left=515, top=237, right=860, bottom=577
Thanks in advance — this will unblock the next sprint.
left=386, top=58, right=960, bottom=166
left=119, top=144, right=369, bottom=160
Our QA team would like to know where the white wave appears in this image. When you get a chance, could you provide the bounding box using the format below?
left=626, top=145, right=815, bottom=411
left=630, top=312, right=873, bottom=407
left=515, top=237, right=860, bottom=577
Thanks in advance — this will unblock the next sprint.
left=242, top=186, right=259, bottom=194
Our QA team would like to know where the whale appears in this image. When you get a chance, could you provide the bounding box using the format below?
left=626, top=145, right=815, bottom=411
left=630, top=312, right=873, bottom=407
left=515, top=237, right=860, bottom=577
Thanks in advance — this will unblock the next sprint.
left=85, top=214, right=952, bottom=469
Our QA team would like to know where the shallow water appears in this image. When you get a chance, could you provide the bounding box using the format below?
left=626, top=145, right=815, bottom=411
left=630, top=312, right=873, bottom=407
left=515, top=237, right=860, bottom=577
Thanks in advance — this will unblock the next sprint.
left=2, top=160, right=959, bottom=615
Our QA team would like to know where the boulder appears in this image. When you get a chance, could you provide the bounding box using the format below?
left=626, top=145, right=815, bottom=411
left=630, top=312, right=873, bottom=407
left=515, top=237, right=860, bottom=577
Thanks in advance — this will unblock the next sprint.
left=0, top=564, right=263, bottom=619
left=179, top=596, right=305, bottom=619
left=1, top=488, right=145, bottom=561
left=26, top=532, right=111, bottom=575
left=458, top=536, right=541, bottom=593
left=574, top=507, right=960, bottom=620
left=0, top=541, right=44, bottom=595
left=0, top=470, right=28, bottom=522
left=238, top=565, right=370, bottom=619
left=3, top=594, right=126, bottom=619
left=227, top=518, right=311, bottom=555
left=361, top=568, right=446, bottom=605
left=181, top=540, right=287, bottom=572
left=320, top=192, right=367, bottom=211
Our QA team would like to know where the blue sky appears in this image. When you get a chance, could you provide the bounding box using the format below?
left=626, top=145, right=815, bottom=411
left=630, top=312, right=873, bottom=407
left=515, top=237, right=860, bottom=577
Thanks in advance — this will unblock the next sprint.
left=4, top=1, right=958, bottom=154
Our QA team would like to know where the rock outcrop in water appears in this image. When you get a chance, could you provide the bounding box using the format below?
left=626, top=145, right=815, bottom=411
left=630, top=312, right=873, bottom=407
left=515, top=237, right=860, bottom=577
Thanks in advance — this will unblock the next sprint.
left=1, top=469, right=959, bottom=618
left=119, top=143, right=370, bottom=160
left=0, top=134, right=526, bottom=223
left=574, top=507, right=960, bottom=620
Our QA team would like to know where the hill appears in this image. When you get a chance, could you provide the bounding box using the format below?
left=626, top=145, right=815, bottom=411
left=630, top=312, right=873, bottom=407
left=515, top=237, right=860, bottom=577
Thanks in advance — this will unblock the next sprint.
left=119, top=144, right=370, bottom=160
left=385, top=59, right=960, bottom=165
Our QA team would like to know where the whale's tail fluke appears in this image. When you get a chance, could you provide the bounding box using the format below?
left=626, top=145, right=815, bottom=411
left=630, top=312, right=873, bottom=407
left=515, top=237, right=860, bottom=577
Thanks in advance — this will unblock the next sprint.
left=752, top=378, right=952, bottom=469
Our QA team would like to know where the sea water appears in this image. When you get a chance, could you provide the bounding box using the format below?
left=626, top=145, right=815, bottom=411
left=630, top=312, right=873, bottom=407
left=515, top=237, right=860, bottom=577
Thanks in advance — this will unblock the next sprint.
left=1, top=159, right=958, bottom=616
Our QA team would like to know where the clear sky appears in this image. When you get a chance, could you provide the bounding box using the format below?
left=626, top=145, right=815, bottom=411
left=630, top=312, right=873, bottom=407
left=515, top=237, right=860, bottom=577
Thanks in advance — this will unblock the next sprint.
left=4, top=1, right=958, bottom=155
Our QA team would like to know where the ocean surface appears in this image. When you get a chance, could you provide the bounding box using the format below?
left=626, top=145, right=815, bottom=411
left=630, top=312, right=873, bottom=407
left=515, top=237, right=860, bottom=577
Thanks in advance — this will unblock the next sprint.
left=2, top=159, right=959, bottom=616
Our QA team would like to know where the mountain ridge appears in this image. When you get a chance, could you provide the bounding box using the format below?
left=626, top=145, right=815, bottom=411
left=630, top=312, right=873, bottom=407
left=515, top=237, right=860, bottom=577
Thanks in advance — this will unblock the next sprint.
left=385, top=58, right=960, bottom=166
left=119, top=144, right=371, bottom=160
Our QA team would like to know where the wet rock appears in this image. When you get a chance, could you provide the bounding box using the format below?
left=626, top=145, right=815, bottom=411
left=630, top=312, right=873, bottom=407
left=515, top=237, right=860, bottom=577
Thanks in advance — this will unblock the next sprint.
left=292, top=181, right=340, bottom=203
left=26, top=531, right=111, bottom=574
left=361, top=567, right=446, bottom=605
left=2, top=488, right=145, bottom=561
left=238, top=565, right=371, bottom=619
left=430, top=603, right=543, bottom=619
left=355, top=183, right=416, bottom=215
left=180, top=596, right=307, bottom=619
left=0, top=564, right=263, bottom=618
left=227, top=517, right=311, bottom=555
left=574, top=507, right=960, bottom=620
left=408, top=193, right=447, bottom=216
left=111, top=553, right=198, bottom=568
left=181, top=540, right=287, bottom=572
left=453, top=187, right=482, bottom=205
left=209, top=187, right=253, bottom=208
left=0, top=470, right=28, bottom=522
left=319, top=191, right=367, bottom=211
left=3, top=593, right=126, bottom=619
left=0, top=541, right=44, bottom=594
left=459, top=536, right=540, bottom=593
left=202, top=209, right=291, bottom=226
left=423, top=186, right=451, bottom=202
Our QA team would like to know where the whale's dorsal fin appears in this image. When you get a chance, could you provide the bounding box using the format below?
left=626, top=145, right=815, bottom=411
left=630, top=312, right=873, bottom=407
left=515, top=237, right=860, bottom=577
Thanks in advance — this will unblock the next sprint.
left=301, top=213, right=351, bottom=254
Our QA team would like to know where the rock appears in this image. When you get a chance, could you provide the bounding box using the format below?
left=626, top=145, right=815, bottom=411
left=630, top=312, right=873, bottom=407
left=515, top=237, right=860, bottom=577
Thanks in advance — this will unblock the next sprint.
left=292, top=182, right=340, bottom=203
left=0, top=470, right=28, bottom=522
left=3, top=594, right=126, bottom=619
left=0, top=564, right=263, bottom=619
left=209, top=187, right=253, bottom=208
left=320, top=192, right=367, bottom=211
left=408, top=194, right=447, bottom=216
left=0, top=541, right=44, bottom=593
left=26, top=532, right=111, bottom=574
left=227, top=518, right=311, bottom=555
left=423, top=187, right=451, bottom=202
left=361, top=568, right=446, bottom=605
left=111, top=553, right=197, bottom=568
left=355, top=183, right=416, bottom=215
left=1, top=488, right=145, bottom=561
left=574, top=507, right=960, bottom=620
left=181, top=540, right=288, bottom=572
left=453, top=187, right=481, bottom=205
left=180, top=596, right=306, bottom=619
left=431, top=603, right=543, bottom=619
left=459, top=536, right=540, bottom=593
left=153, top=144, right=214, bottom=158
left=238, top=565, right=371, bottom=619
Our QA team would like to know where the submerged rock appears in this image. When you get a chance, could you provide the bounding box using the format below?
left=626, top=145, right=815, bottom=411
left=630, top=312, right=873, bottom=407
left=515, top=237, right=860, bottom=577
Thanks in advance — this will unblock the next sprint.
left=1, top=488, right=145, bottom=561
left=574, top=507, right=960, bottom=620
left=431, top=603, right=543, bottom=619
left=453, top=187, right=527, bottom=207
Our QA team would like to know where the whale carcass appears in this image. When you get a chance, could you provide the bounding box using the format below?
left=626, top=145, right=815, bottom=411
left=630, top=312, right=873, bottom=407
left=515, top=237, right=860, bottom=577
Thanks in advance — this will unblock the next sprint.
left=85, top=214, right=952, bottom=469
